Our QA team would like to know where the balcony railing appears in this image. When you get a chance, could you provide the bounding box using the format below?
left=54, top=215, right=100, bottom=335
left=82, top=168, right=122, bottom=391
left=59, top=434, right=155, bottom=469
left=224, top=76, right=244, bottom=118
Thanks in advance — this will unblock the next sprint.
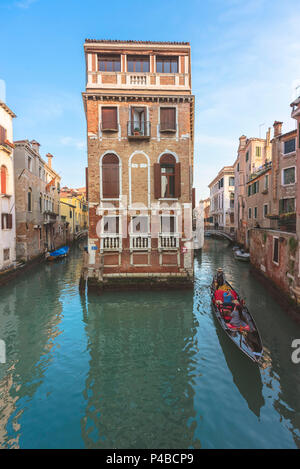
left=101, top=234, right=122, bottom=251
left=129, top=75, right=147, bottom=85
left=127, top=121, right=151, bottom=139
left=130, top=234, right=151, bottom=250
left=159, top=233, right=179, bottom=250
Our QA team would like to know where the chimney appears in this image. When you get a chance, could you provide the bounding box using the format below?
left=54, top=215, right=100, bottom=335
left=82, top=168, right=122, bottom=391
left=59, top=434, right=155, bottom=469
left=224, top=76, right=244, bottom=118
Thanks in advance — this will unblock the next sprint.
left=238, top=135, right=247, bottom=151
left=46, top=153, right=53, bottom=169
left=273, top=121, right=283, bottom=138
left=30, top=140, right=40, bottom=154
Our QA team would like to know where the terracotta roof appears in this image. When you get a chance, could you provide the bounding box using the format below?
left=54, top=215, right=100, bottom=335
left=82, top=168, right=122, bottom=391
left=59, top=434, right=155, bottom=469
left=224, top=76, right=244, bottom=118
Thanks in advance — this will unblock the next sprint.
left=85, top=39, right=190, bottom=46
left=0, top=100, right=16, bottom=118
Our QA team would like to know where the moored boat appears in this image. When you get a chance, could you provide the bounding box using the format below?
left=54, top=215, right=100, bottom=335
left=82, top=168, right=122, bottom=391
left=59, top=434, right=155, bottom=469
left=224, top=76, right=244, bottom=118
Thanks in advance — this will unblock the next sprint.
left=210, top=273, right=263, bottom=364
left=234, top=249, right=250, bottom=262
left=46, top=246, right=69, bottom=261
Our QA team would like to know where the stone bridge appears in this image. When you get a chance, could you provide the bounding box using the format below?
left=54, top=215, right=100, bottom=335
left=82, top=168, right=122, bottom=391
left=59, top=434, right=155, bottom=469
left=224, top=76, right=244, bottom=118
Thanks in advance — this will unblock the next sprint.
left=204, top=229, right=235, bottom=242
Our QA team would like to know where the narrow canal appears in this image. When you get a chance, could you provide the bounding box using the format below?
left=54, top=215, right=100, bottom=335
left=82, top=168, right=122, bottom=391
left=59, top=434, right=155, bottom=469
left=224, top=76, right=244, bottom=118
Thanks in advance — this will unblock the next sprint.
left=0, top=238, right=299, bottom=449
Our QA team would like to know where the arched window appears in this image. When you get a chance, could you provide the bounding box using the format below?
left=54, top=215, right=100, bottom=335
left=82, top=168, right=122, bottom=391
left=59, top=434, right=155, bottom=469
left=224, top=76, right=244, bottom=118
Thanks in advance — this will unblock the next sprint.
left=1, top=165, right=7, bottom=194
left=154, top=154, right=181, bottom=199
left=102, top=153, right=120, bottom=199
left=28, top=188, right=32, bottom=212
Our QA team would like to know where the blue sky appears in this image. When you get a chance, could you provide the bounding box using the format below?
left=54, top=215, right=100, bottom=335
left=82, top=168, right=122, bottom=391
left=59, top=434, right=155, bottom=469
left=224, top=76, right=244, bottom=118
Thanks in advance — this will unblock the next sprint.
left=1, top=0, right=300, bottom=200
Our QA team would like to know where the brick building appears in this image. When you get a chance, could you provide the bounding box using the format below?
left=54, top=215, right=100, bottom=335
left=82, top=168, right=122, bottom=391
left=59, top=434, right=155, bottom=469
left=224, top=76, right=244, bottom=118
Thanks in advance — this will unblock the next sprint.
left=14, top=141, right=66, bottom=261
left=82, top=39, right=194, bottom=290
left=234, top=130, right=272, bottom=246
left=0, top=100, right=16, bottom=271
left=208, top=166, right=235, bottom=233
left=249, top=118, right=299, bottom=299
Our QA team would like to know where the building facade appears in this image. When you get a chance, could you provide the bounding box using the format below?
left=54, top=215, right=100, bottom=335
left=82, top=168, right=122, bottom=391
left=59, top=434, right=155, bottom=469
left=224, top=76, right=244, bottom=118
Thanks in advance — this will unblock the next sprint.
left=208, top=166, right=235, bottom=233
left=234, top=130, right=272, bottom=246
left=0, top=101, right=16, bottom=271
left=82, top=39, right=195, bottom=290
left=60, top=187, right=88, bottom=237
left=249, top=118, right=299, bottom=299
left=14, top=141, right=66, bottom=261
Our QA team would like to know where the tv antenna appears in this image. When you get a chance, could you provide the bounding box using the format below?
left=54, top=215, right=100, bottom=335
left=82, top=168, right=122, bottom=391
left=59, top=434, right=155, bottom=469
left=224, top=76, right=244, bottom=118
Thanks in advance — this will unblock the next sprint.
left=259, top=123, right=265, bottom=139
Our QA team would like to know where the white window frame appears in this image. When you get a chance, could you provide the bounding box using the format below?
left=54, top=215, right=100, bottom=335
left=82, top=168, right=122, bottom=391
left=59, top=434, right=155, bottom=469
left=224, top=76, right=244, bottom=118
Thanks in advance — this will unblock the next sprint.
left=263, top=204, right=268, bottom=218
left=101, top=215, right=121, bottom=235
left=158, top=105, right=178, bottom=140
left=99, top=151, right=122, bottom=201
left=282, top=166, right=296, bottom=186
left=272, top=236, right=279, bottom=265
left=130, top=215, right=150, bottom=234
left=254, top=206, right=258, bottom=219
left=248, top=207, right=252, bottom=219
left=160, top=214, right=177, bottom=234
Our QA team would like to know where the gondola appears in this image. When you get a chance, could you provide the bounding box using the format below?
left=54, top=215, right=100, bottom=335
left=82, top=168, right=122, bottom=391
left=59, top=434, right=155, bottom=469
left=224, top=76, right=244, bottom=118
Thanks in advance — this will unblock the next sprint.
left=46, top=246, right=69, bottom=261
left=210, top=276, right=263, bottom=365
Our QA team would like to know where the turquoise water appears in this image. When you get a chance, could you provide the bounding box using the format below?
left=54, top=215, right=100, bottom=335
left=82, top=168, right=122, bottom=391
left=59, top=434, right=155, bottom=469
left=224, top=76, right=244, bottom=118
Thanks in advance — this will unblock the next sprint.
left=0, top=239, right=299, bottom=449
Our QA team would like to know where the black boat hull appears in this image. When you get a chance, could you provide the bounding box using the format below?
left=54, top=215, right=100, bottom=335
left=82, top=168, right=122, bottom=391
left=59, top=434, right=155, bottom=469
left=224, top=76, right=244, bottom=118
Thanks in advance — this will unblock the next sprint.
left=211, top=280, right=264, bottom=365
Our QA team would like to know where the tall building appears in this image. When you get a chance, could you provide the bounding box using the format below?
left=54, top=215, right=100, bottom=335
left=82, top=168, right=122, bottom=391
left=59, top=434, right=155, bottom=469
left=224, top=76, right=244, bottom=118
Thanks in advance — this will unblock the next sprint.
left=248, top=119, right=298, bottom=299
left=234, top=130, right=272, bottom=246
left=82, top=39, right=195, bottom=290
left=0, top=100, right=16, bottom=271
left=14, top=141, right=65, bottom=261
left=208, top=166, right=235, bottom=233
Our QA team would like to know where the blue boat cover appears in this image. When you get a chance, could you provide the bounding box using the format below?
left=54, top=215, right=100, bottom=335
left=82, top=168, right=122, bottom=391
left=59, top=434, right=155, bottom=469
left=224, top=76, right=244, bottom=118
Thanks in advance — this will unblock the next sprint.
left=50, top=246, right=69, bottom=257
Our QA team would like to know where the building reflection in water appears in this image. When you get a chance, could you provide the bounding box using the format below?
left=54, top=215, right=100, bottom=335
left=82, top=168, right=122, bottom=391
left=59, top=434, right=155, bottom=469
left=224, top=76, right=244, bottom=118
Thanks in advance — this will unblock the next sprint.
left=80, top=290, right=201, bottom=449
left=0, top=263, right=64, bottom=448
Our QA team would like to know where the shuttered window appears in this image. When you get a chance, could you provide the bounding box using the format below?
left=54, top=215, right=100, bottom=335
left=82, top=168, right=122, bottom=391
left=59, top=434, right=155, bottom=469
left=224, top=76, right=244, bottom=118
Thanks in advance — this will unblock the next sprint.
left=154, top=154, right=181, bottom=199
left=160, top=108, right=176, bottom=132
left=1, top=213, right=12, bottom=229
left=0, top=126, right=7, bottom=144
left=101, top=107, right=118, bottom=131
left=1, top=165, right=7, bottom=194
left=102, top=154, right=120, bottom=199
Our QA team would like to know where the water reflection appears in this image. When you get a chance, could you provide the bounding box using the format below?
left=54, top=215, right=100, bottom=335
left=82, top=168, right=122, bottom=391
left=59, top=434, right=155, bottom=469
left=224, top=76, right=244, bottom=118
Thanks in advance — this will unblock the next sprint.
left=213, top=312, right=265, bottom=417
left=0, top=242, right=299, bottom=448
left=81, top=290, right=201, bottom=449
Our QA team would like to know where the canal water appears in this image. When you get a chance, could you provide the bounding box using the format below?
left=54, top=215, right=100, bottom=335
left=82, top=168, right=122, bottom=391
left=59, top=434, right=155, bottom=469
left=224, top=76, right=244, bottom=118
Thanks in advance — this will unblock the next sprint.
left=0, top=238, right=299, bottom=449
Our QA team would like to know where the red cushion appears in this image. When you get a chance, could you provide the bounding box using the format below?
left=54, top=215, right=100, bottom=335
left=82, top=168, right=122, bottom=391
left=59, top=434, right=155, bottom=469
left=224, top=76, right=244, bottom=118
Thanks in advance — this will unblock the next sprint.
left=227, top=323, right=250, bottom=331
left=224, top=315, right=232, bottom=321
left=214, top=290, right=224, bottom=301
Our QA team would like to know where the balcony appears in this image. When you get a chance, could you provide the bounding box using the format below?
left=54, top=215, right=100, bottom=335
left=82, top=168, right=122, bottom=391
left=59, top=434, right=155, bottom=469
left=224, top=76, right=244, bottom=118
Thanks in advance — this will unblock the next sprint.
left=130, top=234, right=151, bottom=250
left=0, top=140, right=14, bottom=155
left=101, top=234, right=122, bottom=251
left=127, top=121, right=151, bottom=139
left=278, top=212, right=296, bottom=233
left=159, top=233, right=179, bottom=250
left=43, top=211, right=58, bottom=224
left=87, top=71, right=190, bottom=91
